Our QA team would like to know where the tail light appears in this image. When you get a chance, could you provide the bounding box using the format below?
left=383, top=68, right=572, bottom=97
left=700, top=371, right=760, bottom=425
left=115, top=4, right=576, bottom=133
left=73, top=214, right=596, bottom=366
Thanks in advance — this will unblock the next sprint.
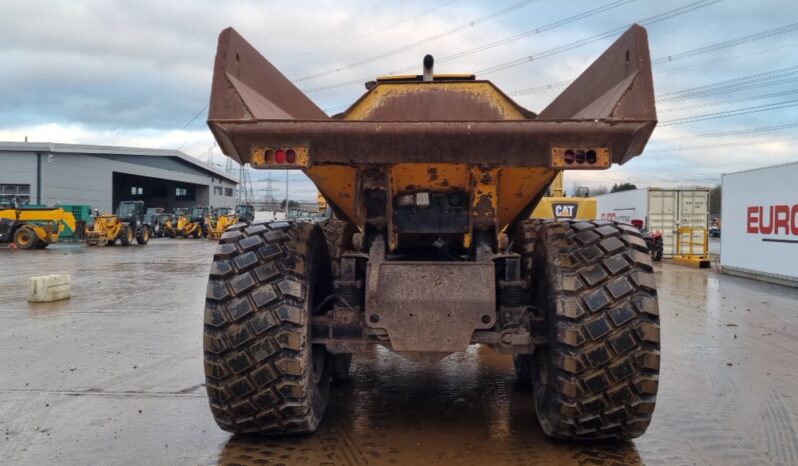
left=250, top=146, right=309, bottom=168
left=551, top=147, right=610, bottom=169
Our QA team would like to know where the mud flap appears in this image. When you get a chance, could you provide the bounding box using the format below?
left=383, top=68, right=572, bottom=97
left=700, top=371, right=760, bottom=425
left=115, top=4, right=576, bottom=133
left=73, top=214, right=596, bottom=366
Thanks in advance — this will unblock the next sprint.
left=366, top=262, right=496, bottom=353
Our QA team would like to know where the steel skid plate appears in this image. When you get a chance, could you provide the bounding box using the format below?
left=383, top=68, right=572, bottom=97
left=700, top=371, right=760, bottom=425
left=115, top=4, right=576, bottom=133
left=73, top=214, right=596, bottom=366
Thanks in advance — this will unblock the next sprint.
left=366, top=262, right=496, bottom=353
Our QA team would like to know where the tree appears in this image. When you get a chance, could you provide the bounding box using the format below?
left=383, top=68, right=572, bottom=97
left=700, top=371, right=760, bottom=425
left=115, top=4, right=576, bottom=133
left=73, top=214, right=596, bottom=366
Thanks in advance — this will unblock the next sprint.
left=709, top=184, right=721, bottom=215
left=590, top=185, right=610, bottom=196
left=280, top=199, right=301, bottom=210
left=611, top=182, right=637, bottom=193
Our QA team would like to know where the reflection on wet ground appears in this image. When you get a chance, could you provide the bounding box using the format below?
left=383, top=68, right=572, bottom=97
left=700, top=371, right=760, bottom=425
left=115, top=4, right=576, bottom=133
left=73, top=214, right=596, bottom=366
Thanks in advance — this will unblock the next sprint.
left=220, top=346, right=645, bottom=466
left=1, top=239, right=797, bottom=465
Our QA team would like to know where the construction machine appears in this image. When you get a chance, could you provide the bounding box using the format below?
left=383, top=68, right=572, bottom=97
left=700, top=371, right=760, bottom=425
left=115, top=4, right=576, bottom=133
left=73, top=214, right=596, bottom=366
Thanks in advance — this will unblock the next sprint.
left=85, top=200, right=150, bottom=246
left=234, top=204, right=255, bottom=223
left=163, top=208, right=188, bottom=238
left=206, top=207, right=238, bottom=240
left=144, top=207, right=166, bottom=237
left=531, top=172, right=597, bottom=221
left=0, top=196, right=63, bottom=249
left=203, top=26, right=660, bottom=440
left=179, top=206, right=209, bottom=238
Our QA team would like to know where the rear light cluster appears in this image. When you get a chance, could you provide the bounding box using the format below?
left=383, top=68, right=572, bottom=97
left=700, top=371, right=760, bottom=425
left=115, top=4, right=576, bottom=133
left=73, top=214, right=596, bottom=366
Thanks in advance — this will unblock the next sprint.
left=551, top=147, right=610, bottom=169
left=250, top=146, right=309, bottom=168
left=563, top=149, right=598, bottom=165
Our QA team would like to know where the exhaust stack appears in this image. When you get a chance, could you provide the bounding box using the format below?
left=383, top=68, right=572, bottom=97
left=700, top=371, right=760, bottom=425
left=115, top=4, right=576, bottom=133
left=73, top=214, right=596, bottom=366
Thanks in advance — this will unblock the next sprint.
left=423, top=54, right=434, bottom=82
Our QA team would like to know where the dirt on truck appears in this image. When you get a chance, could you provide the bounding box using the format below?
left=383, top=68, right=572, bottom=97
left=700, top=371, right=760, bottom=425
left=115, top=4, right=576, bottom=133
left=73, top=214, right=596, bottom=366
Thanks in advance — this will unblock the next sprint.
left=202, top=24, right=659, bottom=440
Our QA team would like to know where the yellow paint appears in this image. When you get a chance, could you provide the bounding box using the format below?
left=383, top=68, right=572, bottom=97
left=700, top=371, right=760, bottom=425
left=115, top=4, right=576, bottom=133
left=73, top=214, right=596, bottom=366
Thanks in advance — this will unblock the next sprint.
left=305, top=165, right=359, bottom=224
left=390, top=164, right=470, bottom=193
left=497, top=167, right=557, bottom=228
left=343, top=81, right=526, bottom=121
left=531, top=197, right=597, bottom=220
left=376, top=74, right=475, bottom=81
left=1, top=205, right=64, bottom=245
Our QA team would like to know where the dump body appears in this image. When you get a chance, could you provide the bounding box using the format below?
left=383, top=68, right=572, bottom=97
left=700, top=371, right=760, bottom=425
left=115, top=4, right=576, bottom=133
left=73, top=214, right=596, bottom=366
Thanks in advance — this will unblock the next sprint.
left=207, top=25, right=656, bottom=250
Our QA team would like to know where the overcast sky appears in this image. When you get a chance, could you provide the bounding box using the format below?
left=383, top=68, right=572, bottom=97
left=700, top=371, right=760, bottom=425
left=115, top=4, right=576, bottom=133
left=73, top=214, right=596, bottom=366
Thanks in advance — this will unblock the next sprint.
left=1, top=0, right=796, bottom=200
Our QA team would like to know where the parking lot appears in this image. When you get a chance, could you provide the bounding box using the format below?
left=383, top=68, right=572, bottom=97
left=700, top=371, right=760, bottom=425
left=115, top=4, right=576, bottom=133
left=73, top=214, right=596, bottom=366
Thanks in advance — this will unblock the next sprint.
left=0, top=238, right=796, bottom=465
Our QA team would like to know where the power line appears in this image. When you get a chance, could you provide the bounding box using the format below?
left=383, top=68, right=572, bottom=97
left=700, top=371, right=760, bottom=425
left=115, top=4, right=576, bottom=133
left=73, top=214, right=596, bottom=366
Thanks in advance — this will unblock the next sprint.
left=510, top=21, right=798, bottom=97
left=305, top=0, right=719, bottom=94
left=382, top=0, right=636, bottom=75
left=277, top=0, right=460, bottom=62
left=653, top=121, right=798, bottom=142
left=652, top=22, right=798, bottom=65
left=658, top=89, right=798, bottom=113
left=647, top=135, right=798, bottom=152
left=658, top=98, right=798, bottom=126
left=476, top=0, right=723, bottom=76
left=658, top=64, right=798, bottom=100
left=292, top=0, right=541, bottom=83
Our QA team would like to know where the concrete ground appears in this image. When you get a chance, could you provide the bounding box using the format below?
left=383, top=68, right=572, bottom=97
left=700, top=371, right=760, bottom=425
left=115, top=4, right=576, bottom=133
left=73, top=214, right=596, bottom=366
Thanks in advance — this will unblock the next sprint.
left=1, top=238, right=797, bottom=465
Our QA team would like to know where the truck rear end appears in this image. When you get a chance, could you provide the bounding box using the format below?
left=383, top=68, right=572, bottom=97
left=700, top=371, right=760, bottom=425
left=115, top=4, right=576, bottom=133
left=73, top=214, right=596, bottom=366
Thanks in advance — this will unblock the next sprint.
left=202, top=25, right=660, bottom=440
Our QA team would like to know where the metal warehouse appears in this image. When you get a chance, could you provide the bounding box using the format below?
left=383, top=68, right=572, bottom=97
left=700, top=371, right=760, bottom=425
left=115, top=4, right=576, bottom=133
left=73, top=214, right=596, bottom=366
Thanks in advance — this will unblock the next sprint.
left=0, top=142, right=238, bottom=213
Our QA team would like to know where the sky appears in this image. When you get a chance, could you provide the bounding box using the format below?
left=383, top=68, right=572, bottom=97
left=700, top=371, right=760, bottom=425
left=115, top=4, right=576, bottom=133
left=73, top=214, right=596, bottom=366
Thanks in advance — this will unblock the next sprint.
left=1, top=0, right=796, bottom=200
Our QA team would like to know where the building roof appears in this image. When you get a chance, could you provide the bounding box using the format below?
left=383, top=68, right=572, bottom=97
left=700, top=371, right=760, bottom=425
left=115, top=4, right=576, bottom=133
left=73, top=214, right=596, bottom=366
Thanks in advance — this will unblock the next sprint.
left=0, top=141, right=238, bottom=184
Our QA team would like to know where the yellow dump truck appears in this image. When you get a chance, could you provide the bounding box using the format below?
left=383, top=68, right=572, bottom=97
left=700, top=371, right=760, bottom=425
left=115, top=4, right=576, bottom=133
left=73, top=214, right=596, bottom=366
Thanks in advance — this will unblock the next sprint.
left=202, top=26, right=660, bottom=440
left=0, top=196, right=63, bottom=249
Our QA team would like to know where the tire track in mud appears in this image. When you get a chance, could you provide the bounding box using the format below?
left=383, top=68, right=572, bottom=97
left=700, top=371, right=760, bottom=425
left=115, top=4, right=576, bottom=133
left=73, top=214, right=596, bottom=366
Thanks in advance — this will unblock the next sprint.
left=653, top=393, right=771, bottom=465
left=763, top=391, right=798, bottom=465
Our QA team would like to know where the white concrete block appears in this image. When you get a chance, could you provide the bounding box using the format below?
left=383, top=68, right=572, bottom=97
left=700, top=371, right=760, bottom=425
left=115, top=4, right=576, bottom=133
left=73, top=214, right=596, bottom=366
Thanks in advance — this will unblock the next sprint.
left=28, top=274, right=71, bottom=303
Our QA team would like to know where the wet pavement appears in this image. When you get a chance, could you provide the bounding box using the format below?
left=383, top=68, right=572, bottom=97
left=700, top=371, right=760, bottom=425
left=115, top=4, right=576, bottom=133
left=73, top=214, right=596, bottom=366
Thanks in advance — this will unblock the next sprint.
left=1, top=239, right=798, bottom=465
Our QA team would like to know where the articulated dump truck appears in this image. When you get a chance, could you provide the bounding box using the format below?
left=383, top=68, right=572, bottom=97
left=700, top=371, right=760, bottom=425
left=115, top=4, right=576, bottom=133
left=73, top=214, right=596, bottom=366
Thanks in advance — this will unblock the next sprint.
left=203, top=25, right=659, bottom=440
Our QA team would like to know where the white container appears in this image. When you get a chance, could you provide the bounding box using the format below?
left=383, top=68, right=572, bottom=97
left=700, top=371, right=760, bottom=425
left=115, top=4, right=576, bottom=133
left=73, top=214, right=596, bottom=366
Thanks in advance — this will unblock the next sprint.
left=596, top=188, right=710, bottom=257
left=721, top=162, right=798, bottom=286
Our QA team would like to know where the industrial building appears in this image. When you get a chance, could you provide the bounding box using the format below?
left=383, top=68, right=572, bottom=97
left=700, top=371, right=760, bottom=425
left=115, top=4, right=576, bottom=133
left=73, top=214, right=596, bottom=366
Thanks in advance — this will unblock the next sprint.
left=0, top=142, right=238, bottom=213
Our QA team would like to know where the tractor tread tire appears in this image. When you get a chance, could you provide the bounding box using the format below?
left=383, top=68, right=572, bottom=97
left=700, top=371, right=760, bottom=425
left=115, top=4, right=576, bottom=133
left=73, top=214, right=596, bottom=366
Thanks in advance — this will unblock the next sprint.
left=203, top=220, right=331, bottom=435
left=136, top=227, right=150, bottom=245
left=515, top=219, right=660, bottom=440
left=13, top=227, right=37, bottom=250
left=120, top=226, right=133, bottom=246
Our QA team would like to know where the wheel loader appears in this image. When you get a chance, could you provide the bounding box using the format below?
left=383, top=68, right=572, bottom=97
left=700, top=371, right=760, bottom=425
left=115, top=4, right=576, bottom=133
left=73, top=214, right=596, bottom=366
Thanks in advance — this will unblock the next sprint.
left=203, top=25, right=660, bottom=440
left=163, top=208, right=188, bottom=238
left=234, top=204, right=255, bottom=223
left=181, top=206, right=209, bottom=238
left=0, top=195, right=63, bottom=249
left=206, top=207, right=239, bottom=240
left=85, top=200, right=150, bottom=246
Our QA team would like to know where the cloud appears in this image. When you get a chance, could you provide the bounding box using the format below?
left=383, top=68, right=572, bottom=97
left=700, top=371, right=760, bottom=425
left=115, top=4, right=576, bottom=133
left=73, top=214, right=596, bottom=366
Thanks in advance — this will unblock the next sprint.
left=1, top=0, right=797, bottom=199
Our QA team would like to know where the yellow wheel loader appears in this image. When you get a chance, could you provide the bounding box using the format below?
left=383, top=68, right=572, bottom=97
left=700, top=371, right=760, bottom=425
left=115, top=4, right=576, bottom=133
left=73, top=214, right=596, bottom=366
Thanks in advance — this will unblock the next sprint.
left=163, top=208, right=188, bottom=238
left=85, top=201, right=150, bottom=246
left=205, top=207, right=238, bottom=240
left=178, top=206, right=208, bottom=238
left=0, top=196, right=63, bottom=249
left=203, top=26, right=660, bottom=440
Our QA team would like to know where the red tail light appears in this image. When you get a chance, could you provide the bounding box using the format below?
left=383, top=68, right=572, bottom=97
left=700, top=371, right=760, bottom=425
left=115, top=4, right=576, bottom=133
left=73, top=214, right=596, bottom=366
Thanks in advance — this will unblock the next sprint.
left=275, top=149, right=286, bottom=163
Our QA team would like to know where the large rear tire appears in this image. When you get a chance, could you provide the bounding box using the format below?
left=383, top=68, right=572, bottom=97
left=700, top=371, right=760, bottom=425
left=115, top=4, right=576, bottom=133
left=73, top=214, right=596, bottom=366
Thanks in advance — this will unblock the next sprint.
left=204, top=221, right=334, bottom=434
left=514, top=219, right=660, bottom=440
left=13, top=227, right=37, bottom=250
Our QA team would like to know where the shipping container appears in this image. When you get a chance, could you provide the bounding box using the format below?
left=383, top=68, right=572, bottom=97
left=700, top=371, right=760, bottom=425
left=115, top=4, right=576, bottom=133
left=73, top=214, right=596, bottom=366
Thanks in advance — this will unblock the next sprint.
left=721, top=162, right=798, bottom=286
left=596, top=188, right=710, bottom=257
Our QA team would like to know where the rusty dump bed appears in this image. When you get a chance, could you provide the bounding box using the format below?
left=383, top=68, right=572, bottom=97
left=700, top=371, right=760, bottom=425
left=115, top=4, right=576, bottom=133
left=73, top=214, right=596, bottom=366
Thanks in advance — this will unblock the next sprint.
left=207, top=25, right=656, bottom=232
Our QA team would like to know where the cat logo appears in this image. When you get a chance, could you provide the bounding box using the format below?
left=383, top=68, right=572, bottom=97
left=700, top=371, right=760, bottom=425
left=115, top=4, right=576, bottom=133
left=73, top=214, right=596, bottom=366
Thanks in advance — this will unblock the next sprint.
left=553, top=202, right=579, bottom=220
